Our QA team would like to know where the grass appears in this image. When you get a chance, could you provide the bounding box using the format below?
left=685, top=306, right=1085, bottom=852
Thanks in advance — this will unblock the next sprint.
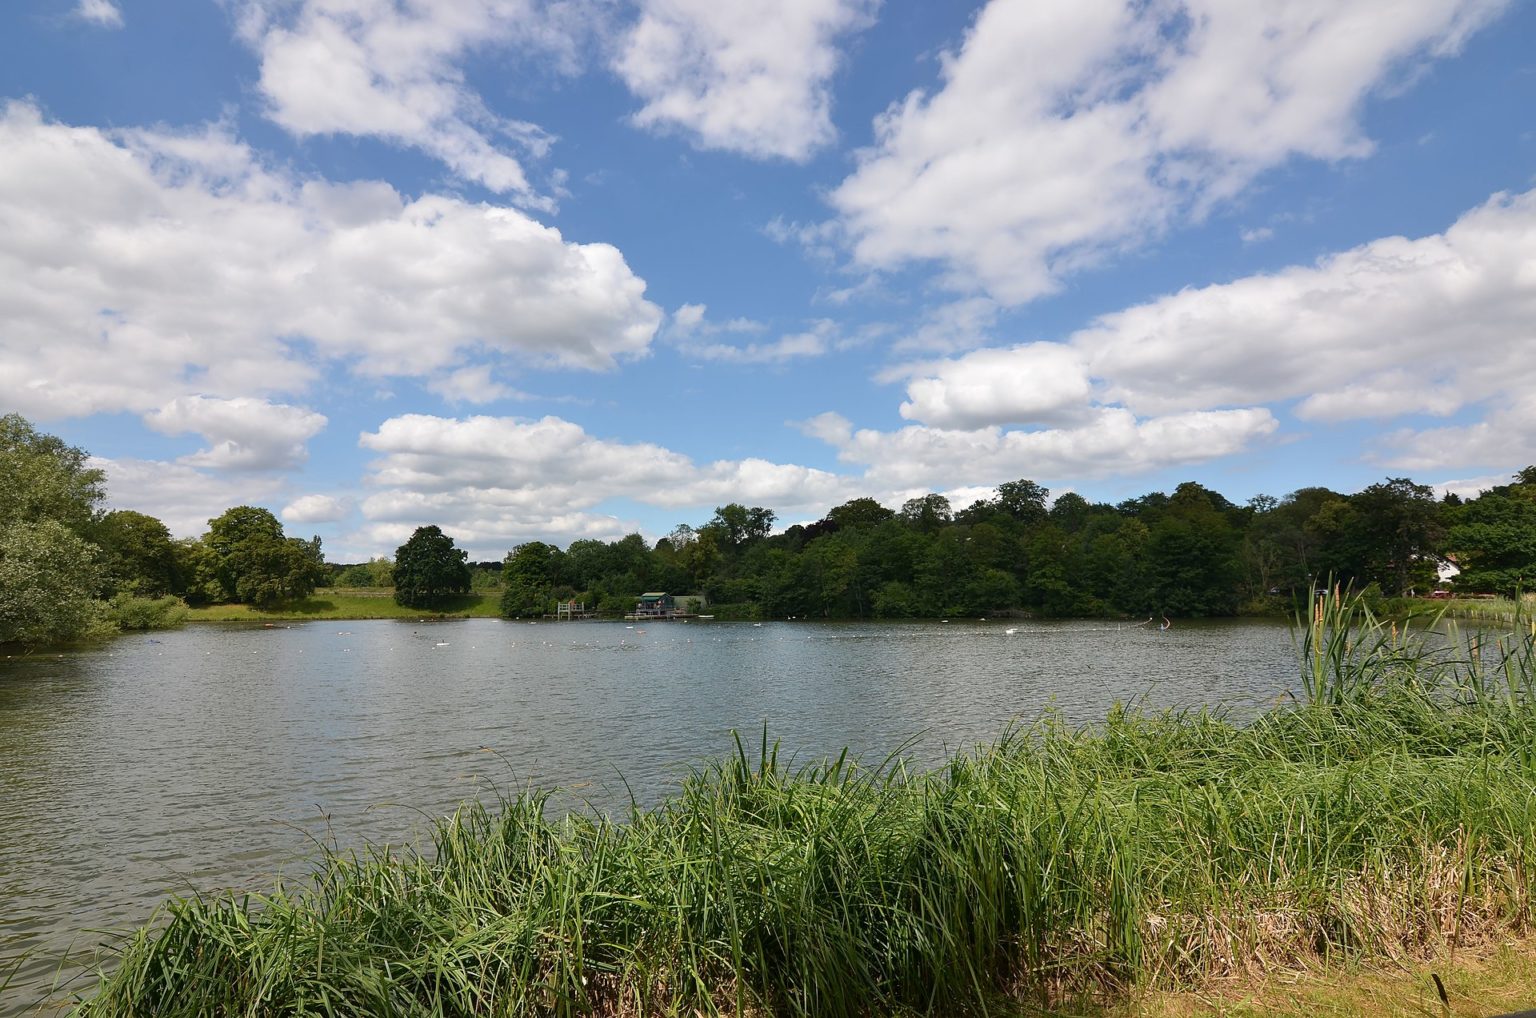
left=74, top=588, right=1536, bottom=1017
left=1104, top=937, right=1536, bottom=1017
left=185, top=589, right=502, bottom=621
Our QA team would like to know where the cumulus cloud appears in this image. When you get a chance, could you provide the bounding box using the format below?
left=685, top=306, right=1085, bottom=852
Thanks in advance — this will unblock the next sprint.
left=92, top=458, right=285, bottom=539
left=1074, top=189, right=1536, bottom=428
left=615, top=0, right=878, bottom=161
left=0, top=101, right=662, bottom=423
left=143, top=396, right=329, bottom=471
left=234, top=0, right=600, bottom=200
left=355, top=413, right=855, bottom=553
left=800, top=408, right=1278, bottom=490
left=75, top=0, right=123, bottom=27
left=282, top=494, right=354, bottom=524
left=831, top=0, right=1510, bottom=303
left=897, top=344, right=1091, bottom=429
left=427, top=366, right=527, bottom=405
left=863, top=187, right=1536, bottom=479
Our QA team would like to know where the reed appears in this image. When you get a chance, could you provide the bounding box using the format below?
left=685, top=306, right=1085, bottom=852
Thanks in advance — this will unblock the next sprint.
left=77, top=589, right=1536, bottom=1017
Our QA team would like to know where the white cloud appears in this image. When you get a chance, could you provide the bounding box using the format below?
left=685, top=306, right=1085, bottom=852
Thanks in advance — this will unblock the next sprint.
left=75, top=0, right=123, bottom=27
left=615, top=0, right=878, bottom=161
left=888, top=297, right=1000, bottom=355
left=1376, top=395, right=1536, bottom=473
left=355, top=413, right=855, bottom=554
left=665, top=303, right=831, bottom=364
left=1435, top=472, right=1523, bottom=500
left=282, top=494, right=354, bottom=524
left=801, top=408, right=1279, bottom=490
left=831, top=0, right=1509, bottom=304
left=92, top=458, right=285, bottom=539
left=427, top=366, right=526, bottom=405
left=867, top=187, right=1536, bottom=481
left=0, top=102, right=662, bottom=422
left=235, top=0, right=600, bottom=200
left=690, top=321, right=838, bottom=364
left=144, top=396, right=328, bottom=471
left=1074, top=189, right=1536, bottom=424
left=897, top=344, right=1091, bottom=429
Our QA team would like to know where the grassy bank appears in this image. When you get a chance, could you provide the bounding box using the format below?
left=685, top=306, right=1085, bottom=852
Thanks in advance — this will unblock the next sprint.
left=77, top=591, right=1536, bottom=1017
left=1114, top=937, right=1536, bottom=1017
left=184, top=589, right=501, bottom=621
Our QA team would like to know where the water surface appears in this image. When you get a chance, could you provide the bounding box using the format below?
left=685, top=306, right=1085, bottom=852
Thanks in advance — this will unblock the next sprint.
left=0, top=616, right=1296, bottom=1013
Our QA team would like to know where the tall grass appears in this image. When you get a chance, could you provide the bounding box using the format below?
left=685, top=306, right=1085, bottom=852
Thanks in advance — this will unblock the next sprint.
left=77, top=589, right=1536, bottom=1017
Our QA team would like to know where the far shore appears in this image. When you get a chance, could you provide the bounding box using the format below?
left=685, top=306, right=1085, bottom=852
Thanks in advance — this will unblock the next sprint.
left=178, top=591, right=1532, bottom=626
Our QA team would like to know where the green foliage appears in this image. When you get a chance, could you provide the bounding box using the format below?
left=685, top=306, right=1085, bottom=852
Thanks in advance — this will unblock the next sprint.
left=333, top=557, right=395, bottom=588
left=92, top=510, right=181, bottom=597
left=198, top=507, right=325, bottom=608
left=0, top=519, right=111, bottom=646
left=823, top=497, right=895, bottom=530
left=0, top=413, right=105, bottom=533
left=393, top=526, right=472, bottom=607
left=107, top=594, right=189, bottom=631
left=899, top=492, right=952, bottom=533
left=1447, top=472, right=1536, bottom=596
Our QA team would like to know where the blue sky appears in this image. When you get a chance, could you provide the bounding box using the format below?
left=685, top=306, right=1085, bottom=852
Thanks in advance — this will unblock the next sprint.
left=2, top=0, right=1534, bottom=562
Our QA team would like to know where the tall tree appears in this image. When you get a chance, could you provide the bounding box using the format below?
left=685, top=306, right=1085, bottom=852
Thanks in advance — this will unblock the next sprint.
left=706, top=504, right=776, bottom=548
left=0, top=520, right=108, bottom=646
left=500, top=541, right=564, bottom=617
left=0, top=416, right=110, bottom=645
left=1349, top=478, right=1444, bottom=595
left=93, top=509, right=180, bottom=597
left=1447, top=470, right=1536, bottom=596
left=900, top=493, right=952, bottom=534
left=393, top=526, right=471, bottom=607
left=994, top=479, right=1050, bottom=526
left=0, top=413, right=105, bottom=534
left=202, top=506, right=324, bottom=607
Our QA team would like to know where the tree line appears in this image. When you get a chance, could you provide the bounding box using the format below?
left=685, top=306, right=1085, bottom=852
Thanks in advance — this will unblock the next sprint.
left=4, top=412, right=1533, bottom=646
left=489, top=474, right=1534, bottom=621
left=1, top=414, right=326, bottom=645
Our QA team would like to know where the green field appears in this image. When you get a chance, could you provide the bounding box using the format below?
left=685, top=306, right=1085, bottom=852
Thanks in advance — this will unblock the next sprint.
left=184, top=588, right=501, bottom=621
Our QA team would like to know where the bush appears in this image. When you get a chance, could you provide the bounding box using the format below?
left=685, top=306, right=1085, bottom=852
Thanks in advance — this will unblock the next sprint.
left=108, top=594, right=189, bottom=631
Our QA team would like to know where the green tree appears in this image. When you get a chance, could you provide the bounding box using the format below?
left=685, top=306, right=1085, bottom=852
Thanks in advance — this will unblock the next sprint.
left=335, top=557, right=394, bottom=588
left=900, top=493, right=952, bottom=534
left=1348, top=478, right=1443, bottom=595
left=1144, top=483, right=1242, bottom=616
left=994, top=478, right=1050, bottom=526
left=824, top=497, right=895, bottom=530
left=500, top=541, right=563, bottom=617
left=392, top=526, right=471, bottom=607
left=92, top=509, right=180, bottom=597
left=0, top=413, right=105, bottom=533
left=203, top=506, right=324, bottom=607
left=0, top=519, right=110, bottom=646
left=0, top=416, right=112, bottom=645
left=1447, top=472, right=1536, bottom=596
left=705, top=504, right=777, bottom=548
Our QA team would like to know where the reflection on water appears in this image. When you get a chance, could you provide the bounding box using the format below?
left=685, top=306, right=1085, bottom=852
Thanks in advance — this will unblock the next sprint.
left=0, top=617, right=1296, bottom=1013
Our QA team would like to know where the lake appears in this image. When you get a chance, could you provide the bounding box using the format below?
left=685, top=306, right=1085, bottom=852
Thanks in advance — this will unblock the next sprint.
left=0, top=616, right=1298, bottom=1013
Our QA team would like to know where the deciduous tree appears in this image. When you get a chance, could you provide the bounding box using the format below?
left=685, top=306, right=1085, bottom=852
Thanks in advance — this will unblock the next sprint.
left=0, top=520, right=109, bottom=645
left=393, top=526, right=471, bottom=608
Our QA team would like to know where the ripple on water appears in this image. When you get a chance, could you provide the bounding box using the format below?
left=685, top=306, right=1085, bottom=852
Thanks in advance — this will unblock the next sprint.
left=0, top=616, right=1297, bottom=1014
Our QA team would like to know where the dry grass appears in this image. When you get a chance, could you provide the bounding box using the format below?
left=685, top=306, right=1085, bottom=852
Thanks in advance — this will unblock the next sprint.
left=1108, top=936, right=1536, bottom=1017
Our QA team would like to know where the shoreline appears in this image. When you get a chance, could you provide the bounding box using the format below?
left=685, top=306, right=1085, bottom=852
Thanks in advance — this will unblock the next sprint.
left=72, top=590, right=1536, bottom=1017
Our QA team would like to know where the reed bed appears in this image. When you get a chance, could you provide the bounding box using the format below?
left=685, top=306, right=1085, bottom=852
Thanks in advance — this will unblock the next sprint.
left=78, top=590, right=1536, bottom=1017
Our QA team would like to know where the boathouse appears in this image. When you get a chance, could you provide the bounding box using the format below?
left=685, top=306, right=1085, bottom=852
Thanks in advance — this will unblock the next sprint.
left=633, top=592, right=674, bottom=617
